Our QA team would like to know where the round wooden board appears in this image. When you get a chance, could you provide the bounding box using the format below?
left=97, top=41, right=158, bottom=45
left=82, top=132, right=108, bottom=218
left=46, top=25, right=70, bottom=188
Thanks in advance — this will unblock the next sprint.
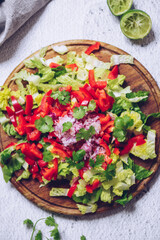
left=0, top=40, right=160, bottom=216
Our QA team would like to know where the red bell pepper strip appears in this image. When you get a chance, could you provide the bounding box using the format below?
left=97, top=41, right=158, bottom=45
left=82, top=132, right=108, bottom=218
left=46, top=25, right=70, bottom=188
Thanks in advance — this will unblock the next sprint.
left=102, top=162, right=108, bottom=170
left=11, top=96, right=25, bottom=116
left=88, top=69, right=97, bottom=88
left=86, top=179, right=100, bottom=193
left=97, top=90, right=114, bottom=112
left=49, top=62, right=61, bottom=68
left=79, top=167, right=88, bottom=179
left=5, top=142, right=16, bottom=149
left=40, top=90, right=52, bottom=116
left=100, top=114, right=111, bottom=125
left=104, top=155, right=113, bottom=164
left=51, top=146, right=68, bottom=158
left=101, top=120, right=114, bottom=132
left=37, top=143, right=43, bottom=149
left=6, top=106, right=17, bottom=127
left=67, top=181, right=79, bottom=198
left=65, top=64, right=78, bottom=71
left=82, top=83, right=97, bottom=99
left=102, top=133, right=110, bottom=144
left=96, top=81, right=107, bottom=90
left=32, top=173, right=43, bottom=182
left=30, top=143, right=43, bottom=159
left=120, top=134, right=146, bottom=155
left=27, top=129, right=41, bottom=141
left=15, top=114, right=27, bottom=135
left=25, top=95, right=33, bottom=115
left=79, top=87, right=93, bottom=101
left=71, top=90, right=85, bottom=103
left=41, top=158, right=58, bottom=181
left=25, top=156, right=35, bottom=165
left=29, top=162, right=39, bottom=174
left=59, top=85, right=72, bottom=92
left=100, top=139, right=111, bottom=156
left=38, top=159, right=48, bottom=168
left=107, top=65, right=119, bottom=80
left=113, top=148, right=120, bottom=155
left=85, top=42, right=100, bottom=55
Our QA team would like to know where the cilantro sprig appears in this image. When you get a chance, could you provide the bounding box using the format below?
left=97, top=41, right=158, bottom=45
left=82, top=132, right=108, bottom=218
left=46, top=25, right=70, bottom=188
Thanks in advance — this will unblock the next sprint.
left=62, top=122, right=72, bottom=132
left=66, top=149, right=86, bottom=170
left=35, top=116, right=54, bottom=133
left=51, top=90, right=70, bottom=105
left=23, top=216, right=60, bottom=240
left=113, top=115, right=134, bottom=142
left=115, top=192, right=133, bottom=206
left=73, top=100, right=96, bottom=120
left=76, top=126, right=96, bottom=141
left=89, top=155, right=105, bottom=168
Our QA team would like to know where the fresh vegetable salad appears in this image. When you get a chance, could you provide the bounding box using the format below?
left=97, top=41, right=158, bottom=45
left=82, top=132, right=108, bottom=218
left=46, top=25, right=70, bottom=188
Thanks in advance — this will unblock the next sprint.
left=0, top=42, right=159, bottom=215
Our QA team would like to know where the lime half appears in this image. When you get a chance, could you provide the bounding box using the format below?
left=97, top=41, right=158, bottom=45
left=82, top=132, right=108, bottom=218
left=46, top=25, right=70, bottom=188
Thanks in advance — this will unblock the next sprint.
left=107, top=0, right=133, bottom=16
left=120, top=10, right=152, bottom=39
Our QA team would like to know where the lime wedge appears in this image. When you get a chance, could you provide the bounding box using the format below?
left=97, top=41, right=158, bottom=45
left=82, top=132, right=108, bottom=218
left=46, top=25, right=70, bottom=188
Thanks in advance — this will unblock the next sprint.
left=120, top=10, right=152, bottom=39
left=107, top=0, right=133, bottom=16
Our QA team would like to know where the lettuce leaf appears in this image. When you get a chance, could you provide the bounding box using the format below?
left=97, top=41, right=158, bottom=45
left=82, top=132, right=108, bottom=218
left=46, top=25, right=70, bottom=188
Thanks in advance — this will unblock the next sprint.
left=110, top=55, right=134, bottom=66
left=126, top=91, right=149, bottom=103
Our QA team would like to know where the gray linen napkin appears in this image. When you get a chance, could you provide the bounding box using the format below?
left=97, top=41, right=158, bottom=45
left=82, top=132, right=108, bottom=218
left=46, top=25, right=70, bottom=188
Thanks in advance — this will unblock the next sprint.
left=0, top=0, right=51, bottom=46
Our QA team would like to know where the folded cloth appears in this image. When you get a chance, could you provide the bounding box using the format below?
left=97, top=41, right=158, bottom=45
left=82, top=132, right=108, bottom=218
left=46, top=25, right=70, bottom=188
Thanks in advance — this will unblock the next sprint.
left=0, top=0, right=51, bottom=46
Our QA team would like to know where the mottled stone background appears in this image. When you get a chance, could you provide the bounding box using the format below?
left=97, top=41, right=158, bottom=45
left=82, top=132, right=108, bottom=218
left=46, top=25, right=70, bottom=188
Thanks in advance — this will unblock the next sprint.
left=0, top=1, right=160, bottom=239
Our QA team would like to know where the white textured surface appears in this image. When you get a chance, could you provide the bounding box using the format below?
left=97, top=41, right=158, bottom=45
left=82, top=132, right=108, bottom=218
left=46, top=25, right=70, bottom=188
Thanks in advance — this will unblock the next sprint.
left=0, top=1, right=160, bottom=240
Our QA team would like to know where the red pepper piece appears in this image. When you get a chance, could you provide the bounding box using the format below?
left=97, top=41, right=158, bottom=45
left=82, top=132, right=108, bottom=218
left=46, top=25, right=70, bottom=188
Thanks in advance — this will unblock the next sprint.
left=50, top=106, right=63, bottom=117
left=79, top=87, right=93, bottom=101
left=49, top=62, right=61, bottom=68
left=25, top=95, right=33, bottom=115
left=15, top=114, right=27, bottom=135
left=106, top=126, right=114, bottom=133
left=102, top=162, right=108, bottom=170
left=6, top=106, right=17, bottom=127
left=67, top=181, right=79, bottom=198
left=71, top=90, right=85, bottom=103
left=30, top=143, right=43, bottom=159
left=101, top=120, right=114, bottom=132
left=86, top=179, right=100, bottom=193
left=40, top=90, right=52, bottom=116
left=5, top=142, right=16, bottom=149
left=41, top=158, right=58, bottom=181
left=32, top=173, right=43, bottom=182
left=37, top=143, right=43, bottom=149
left=85, top=42, right=100, bottom=55
left=82, top=83, right=97, bottom=99
left=51, top=146, right=68, bottom=158
left=131, top=134, right=146, bottom=146
left=100, top=139, right=111, bottom=156
left=102, top=133, right=111, bottom=144
left=27, top=129, right=41, bottom=141
left=79, top=167, right=88, bottom=179
left=25, top=156, right=35, bottom=165
left=97, top=90, right=114, bottom=112
left=11, top=96, right=25, bottom=116
left=88, top=69, right=97, bottom=88
left=65, top=64, right=78, bottom=71
left=100, top=114, right=111, bottom=125
left=59, top=85, right=72, bottom=92
left=108, top=65, right=119, bottom=80
left=38, top=159, right=48, bottom=168
left=29, top=162, right=39, bottom=174
left=96, top=81, right=107, bottom=89
left=113, top=148, right=120, bottom=155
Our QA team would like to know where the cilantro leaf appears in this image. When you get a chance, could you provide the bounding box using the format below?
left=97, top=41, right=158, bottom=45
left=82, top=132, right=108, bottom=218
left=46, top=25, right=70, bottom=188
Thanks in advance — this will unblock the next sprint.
left=105, top=164, right=116, bottom=180
left=66, top=149, right=86, bottom=170
left=45, top=216, right=57, bottom=227
left=23, top=219, right=34, bottom=228
left=89, top=155, right=105, bottom=168
left=43, top=149, right=53, bottom=162
left=76, top=126, right=96, bottom=141
left=113, top=115, right=134, bottom=142
left=53, top=66, right=67, bottom=78
left=144, top=112, right=160, bottom=125
left=111, top=96, right=133, bottom=115
left=73, top=106, right=86, bottom=119
left=51, top=90, right=70, bottom=105
left=81, top=236, right=86, bottom=240
left=35, top=116, right=54, bottom=133
left=87, top=100, right=96, bottom=111
left=35, top=230, right=42, bottom=240
left=50, top=227, right=60, bottom=240
left=115, top=192, right=133, bottom=206
left=62, top=122, right=72, bottom=132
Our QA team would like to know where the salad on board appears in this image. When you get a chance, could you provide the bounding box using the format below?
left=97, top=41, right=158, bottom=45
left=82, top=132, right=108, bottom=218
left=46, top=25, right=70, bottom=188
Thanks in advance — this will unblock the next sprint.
left=0, top=42, right=159, bottom=215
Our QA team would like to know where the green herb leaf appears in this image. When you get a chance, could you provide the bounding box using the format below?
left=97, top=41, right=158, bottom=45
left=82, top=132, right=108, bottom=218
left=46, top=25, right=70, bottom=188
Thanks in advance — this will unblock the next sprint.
left=35, top=230, right=42, bottom=240
left=89, top=155, right=105, bottom=168
left=35, top=116, right=54, bottom=133
left=76, top=126, right=96, bottom=141
left=144, top=112, right=160, bottom=125
left=113, top=115, right=134, bottom=142
left=23, top=219, right=34, bottom=228
left=53, top=66, right=67, bottom=78
left=51, top=90, right=70, bottom=105
left=87, top=100, right=96, bottom=111
left=81, top=235, right=86, bottom=240
left=115, top=192, right=133, bottom=206
left=50, top=227, right=60, bottom=240
left=43, top=149, right=53, bottom=162
left=105, top=164, right=116, bottom=180
left=126, top=91, right=149, bottom=102
left=66, top=149, right=86, bottom=170
left=62, top=122, right=72, bottom=132
left=45, top=216, right=57, bottom=227
left=73, top=106, right=86, bottom=120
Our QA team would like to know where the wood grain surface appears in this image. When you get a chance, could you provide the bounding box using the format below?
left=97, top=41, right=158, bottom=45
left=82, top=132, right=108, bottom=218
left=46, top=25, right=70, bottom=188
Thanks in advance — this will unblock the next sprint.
left=0, top=40, right=160, bottom=216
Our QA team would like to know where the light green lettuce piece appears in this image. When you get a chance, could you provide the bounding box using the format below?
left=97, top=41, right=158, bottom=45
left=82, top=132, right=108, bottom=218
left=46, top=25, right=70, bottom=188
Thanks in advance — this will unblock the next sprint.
left=70, top=167, right=79, bottom=178
left=75, top=56, right=85, bottom=68
left=50, top=187, right=69, bottom=197
left=120, top=154, right=129, bottom=165
left=0, top=111, right=9, bottom=125
left=82, top=52, right=111, bottom=70
left=130, top=130, right=157, bottom=160
left=77, top=203, right=97, bottom=214
left=100, top=189, right=112, bottom=203
left=74, top=179, right=87, bottom=197
left=94, top=68, right=109, bottom=81
left=52, top=55, right=64, bottom=64
left=52, top=45, right=68, bottom=55
left=67, top=51, right=76, bottom=64
left=37, top=83, right=61, bottom=92
left=83, top=169, right=94, bottom=183
left=56, top=75, right=83, bottom=90
left=0, top=86, right=19, bottom=110
left=111, top=86, right=132, bottom=98
left=77, top=68, right=88, bottom=81
left=111, top=55, right=134, bottom=66
left=40, top=177, right=51, bottom=187
left=107, top=75, right=126, bottom=91
left=58, top=162, right=70, bottom=177
left=121, top=111, right=143, bottom=133
left=39, top=46, right=48, bottom=58
left=16, top=170, right=30, bottom=182
left=127, top=96, right=148, bottom=103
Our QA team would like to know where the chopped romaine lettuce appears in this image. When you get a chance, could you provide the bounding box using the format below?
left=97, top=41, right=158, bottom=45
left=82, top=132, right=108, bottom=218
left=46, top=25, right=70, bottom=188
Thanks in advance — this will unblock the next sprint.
left=77, top=203, right=97, bottom=214
left=50, top=188, right=69, bottom=197
left=52, top=45, right=68, bottom=55
left=111, top=55, right=134, bottom=66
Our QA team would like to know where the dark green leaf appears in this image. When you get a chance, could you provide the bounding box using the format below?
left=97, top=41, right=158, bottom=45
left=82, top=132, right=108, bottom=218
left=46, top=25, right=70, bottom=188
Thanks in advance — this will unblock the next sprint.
left=45, top=216, right=57, bottom=227
left=43, top=150, right=53, bottom=162
left=134, top=165, right=153, bottom=181
left=115, top=192, right=133, bottom=206
left=144, top=112, right=160, bottom=125
left=50, top=227, right=60, bottom=240
left=76, top=126, right=96, bottom=141
left=89, top=155, right=105, bottom=168
left=105, top=164, right=116, bottom=180
left=66, top=149, right=86, bottom=170
left=51, top=90, right=70, bottom=105
left=23, top=219, right=34, bottom=228
left=53, top=66, right=67, bottom=78
left=62, top=122, right=72, bottom=132
left=0, top=146, right=15, bottom=165
left=35, top=116, right=54, bottom=133
left=126, top=91, right=149, bottom=102
left=35, top=230, right=42, bottom=240
left=81, top=235, right=86, bottom=240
